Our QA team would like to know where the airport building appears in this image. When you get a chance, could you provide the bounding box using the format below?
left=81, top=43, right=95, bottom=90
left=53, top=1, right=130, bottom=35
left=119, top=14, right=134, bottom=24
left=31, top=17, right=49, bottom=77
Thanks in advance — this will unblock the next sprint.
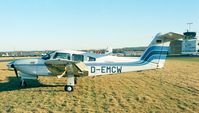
left=169, top=31, right=199, bottom=55
left=181, top=32, right=199, bottom=55
left=169, top=40, right=182, bottom=54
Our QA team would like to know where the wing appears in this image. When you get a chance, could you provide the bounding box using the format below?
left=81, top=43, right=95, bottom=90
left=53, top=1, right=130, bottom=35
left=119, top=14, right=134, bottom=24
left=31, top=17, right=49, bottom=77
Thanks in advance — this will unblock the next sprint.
left=44, top=59, right=88, bottom=77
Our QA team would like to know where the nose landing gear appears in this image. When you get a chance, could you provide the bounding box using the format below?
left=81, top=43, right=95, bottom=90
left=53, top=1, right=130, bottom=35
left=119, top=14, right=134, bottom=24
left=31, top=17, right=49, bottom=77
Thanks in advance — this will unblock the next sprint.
left=19, top=73, right=38, bottom=88
left=20, top=79, right=27, bottom=87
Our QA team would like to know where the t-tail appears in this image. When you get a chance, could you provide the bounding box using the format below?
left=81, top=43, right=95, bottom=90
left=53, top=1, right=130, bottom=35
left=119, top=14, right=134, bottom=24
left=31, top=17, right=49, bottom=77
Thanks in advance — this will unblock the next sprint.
left=139, top=32, right=184, bottom=69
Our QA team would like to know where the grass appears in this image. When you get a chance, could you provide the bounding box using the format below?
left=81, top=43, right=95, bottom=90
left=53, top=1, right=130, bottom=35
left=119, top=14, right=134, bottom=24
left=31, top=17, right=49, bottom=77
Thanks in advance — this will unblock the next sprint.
left=0, top=57, right=199, bottom=112
left=0, top=57, right=38, bottom=62
left=168, top=56, right=199, bottom=62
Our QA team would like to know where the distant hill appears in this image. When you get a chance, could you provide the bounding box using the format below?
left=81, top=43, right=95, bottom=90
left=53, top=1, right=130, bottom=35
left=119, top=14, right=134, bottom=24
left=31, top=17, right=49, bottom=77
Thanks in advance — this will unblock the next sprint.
left=113, top=46, right=147, bottom=53
left=82, top=46, right=147, bottom=54
left=0, top=47, right=147, bottom=57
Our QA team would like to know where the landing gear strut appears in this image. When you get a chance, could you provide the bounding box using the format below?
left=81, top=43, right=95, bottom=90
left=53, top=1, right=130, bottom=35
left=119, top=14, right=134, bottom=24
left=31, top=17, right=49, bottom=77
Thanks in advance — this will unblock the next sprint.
left=19, top=74, right=38, bottom=87
left=64, top=72, right=75, bottom=92
left=20, top=79, right=27, bottom=87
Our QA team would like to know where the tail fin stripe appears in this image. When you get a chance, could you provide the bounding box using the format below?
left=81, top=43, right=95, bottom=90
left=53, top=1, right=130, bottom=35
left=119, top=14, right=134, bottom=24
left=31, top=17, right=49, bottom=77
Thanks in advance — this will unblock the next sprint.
left=140, top=46, right=169, bottom=61
left=141, top=51, right=168, bottom=62
left=138, top=54, right=167, bottom=65
left=143, top=55, right=167, bottom=64
left=141, top=46, right=169, bottom=59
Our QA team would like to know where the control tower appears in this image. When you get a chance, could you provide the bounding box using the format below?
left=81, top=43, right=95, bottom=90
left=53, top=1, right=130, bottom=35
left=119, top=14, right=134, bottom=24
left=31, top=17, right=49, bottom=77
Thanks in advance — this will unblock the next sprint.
left=181, top=31, right=199, bottom=55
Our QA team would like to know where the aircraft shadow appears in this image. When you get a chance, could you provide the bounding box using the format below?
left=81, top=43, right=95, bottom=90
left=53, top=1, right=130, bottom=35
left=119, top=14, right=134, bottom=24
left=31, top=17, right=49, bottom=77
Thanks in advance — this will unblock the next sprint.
left=0, top=76, right=65, bottom=92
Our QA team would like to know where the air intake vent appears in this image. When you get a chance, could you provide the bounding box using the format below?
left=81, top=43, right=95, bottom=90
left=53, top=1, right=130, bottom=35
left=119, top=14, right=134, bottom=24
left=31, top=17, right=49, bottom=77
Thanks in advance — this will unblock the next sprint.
left=156, top=40, right=162, bottom=43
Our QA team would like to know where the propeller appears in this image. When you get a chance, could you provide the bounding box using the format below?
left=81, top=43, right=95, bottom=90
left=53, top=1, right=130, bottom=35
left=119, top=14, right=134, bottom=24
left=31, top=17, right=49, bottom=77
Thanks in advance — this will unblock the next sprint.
left=11, top=64, right=19, bottom=78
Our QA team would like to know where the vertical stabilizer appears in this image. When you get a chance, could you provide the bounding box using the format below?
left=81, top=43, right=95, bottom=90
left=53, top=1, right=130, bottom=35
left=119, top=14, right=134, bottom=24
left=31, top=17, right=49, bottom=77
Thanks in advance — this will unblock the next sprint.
left=140, top=32, right=184, bottom=68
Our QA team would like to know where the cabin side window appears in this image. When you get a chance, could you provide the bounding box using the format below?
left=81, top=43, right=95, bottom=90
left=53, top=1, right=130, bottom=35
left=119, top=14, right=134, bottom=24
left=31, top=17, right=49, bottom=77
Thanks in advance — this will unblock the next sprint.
left=72, top=54, right=84, bottom=62
left=88, top=56, right=96, bottom=61
left=53, top=53, right=70, bottom=60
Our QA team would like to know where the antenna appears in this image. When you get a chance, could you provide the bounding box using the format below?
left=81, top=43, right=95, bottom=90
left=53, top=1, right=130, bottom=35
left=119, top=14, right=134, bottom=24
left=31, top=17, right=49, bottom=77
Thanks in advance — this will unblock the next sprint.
left=187, top=23, right=193, bottom=32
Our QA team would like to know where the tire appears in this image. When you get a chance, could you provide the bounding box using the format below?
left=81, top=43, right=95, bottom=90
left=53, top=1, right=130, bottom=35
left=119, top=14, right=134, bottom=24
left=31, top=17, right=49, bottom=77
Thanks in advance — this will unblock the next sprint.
left=64, top=85, right=73, bottom=92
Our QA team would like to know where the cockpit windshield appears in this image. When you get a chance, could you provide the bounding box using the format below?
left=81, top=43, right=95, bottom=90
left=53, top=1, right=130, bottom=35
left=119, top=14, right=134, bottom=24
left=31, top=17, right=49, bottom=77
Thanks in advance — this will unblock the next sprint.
left=41, top=51, right=55, bottom=60
left=53, top=53, right=71, bottom=60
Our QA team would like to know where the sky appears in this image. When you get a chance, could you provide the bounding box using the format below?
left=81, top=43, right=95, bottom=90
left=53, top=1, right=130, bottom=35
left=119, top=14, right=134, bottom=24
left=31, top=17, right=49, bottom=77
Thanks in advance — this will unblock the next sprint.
left=0, top=0, right=198, bottom=51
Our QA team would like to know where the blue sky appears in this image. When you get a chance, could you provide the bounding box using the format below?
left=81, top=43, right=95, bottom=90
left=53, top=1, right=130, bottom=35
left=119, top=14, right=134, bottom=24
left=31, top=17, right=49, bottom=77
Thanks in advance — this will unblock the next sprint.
left=0, top=0, right=198, bottom=51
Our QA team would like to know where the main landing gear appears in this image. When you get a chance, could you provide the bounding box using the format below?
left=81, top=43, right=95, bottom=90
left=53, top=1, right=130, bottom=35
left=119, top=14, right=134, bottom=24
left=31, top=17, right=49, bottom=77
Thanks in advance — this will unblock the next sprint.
left=64, top=85, right=74, bottom=92
left=64, top=73, right=75, bottom=92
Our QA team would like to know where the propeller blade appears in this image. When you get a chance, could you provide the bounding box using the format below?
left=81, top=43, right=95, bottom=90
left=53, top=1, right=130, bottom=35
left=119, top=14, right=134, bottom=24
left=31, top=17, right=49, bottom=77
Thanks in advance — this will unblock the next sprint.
left=14, top=67, right=19, bottom=78
left=11, top=64, right=19, bottom=78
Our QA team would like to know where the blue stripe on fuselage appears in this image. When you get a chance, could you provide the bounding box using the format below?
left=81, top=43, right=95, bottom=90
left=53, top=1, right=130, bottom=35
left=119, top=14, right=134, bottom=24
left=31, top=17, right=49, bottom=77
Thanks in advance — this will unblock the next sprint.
left=86, top=46, right=169, bottom=67
left=85, top=55, right=167, bottom=67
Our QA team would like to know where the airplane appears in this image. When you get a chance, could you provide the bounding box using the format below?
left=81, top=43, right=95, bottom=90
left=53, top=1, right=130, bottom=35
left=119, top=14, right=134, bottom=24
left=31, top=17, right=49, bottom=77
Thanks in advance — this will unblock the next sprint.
left=8, top=32, right=184, bottom=92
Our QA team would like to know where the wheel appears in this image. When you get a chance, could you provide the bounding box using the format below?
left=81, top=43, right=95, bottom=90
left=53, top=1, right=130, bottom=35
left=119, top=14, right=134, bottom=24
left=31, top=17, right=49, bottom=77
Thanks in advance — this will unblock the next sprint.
left=20, top=80, right=27, bottom=87
left=64, top=85, right=73, bottom=92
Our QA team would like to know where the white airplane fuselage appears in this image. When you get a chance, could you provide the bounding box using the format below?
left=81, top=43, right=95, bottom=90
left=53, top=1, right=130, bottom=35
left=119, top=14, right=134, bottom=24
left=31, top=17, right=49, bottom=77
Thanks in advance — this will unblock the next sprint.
left=13, top=55, right=141, bottom=77
left=8, top=32, right=185, bottom=92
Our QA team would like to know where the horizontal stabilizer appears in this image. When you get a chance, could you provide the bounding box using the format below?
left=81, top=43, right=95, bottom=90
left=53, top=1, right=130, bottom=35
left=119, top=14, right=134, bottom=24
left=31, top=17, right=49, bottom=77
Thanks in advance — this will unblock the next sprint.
left=157, top=32, right=184, bottom=42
